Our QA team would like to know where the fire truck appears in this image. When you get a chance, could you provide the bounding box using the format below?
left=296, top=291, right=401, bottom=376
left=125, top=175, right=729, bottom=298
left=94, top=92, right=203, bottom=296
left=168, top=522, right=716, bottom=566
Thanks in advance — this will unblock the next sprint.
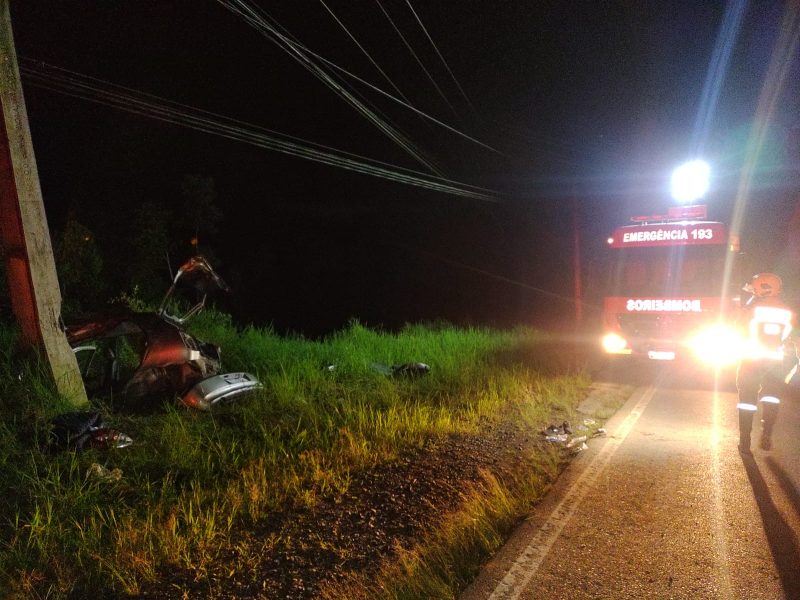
left=601, top=204, right=744, bottom=364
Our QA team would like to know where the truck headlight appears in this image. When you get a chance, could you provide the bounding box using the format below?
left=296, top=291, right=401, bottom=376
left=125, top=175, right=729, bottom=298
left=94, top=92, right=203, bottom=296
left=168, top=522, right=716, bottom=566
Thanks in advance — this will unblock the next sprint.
left=689, top=325, right=743, bottom=367
left=602, top=333, right=631, bottom=354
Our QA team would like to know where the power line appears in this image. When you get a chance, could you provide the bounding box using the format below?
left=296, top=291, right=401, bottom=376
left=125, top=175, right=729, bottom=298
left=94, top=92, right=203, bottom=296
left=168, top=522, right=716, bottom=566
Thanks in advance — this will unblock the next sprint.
left=219, top=0, right=440, bottom=176
left=221, top=0, right=488, bottom=153
left=20, top=59, right=501, bottom=202
left=215, top=0, right=502, bottom=156
left=404, top=0, right=478, bottom=117
left=374, top=0, right=458, bottom=119
left=238, top=0, right=302, bottom=45
left=248, top=9, right=502, bottom=156
left=316, top=0, right=452, bottom=150
left=218, top=0, right=443, bottom=176
left=316, top=53, right=504, bottom=155
left=317, top=0, right=411, bottom=106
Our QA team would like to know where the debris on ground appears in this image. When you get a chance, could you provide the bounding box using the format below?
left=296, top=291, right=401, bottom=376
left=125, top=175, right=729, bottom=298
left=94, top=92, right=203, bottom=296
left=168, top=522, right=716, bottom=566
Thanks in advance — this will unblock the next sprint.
left=86, top=462, right=123, bottom=482
left=542, top=420, right=601, bottom=452
left=87, top=428, right=134, bottom=449
left=49, top=411, right=133, bottom=451
left=573, top=418, right=599, bottom=434
left=541, top=421, right=572, bottom=436
left=566, top=435, right=587, bottom=448
left=392, top=362, right=430, bottom=377
left=181, top=372, right=261, bottom=411
left=67, top=255, right=260, bottom=412
left=370, top=362, right=431, bottom=378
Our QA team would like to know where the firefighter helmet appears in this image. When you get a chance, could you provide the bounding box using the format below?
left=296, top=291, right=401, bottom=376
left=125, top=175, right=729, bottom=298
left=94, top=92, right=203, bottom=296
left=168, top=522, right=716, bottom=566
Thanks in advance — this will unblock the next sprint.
left=744, top=273, right=783, bottom=298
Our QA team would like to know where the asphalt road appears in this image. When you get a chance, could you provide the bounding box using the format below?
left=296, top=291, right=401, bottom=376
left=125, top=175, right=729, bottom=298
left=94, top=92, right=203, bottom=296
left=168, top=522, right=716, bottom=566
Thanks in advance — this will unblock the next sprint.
left=461, top=363, right=800, bottom=600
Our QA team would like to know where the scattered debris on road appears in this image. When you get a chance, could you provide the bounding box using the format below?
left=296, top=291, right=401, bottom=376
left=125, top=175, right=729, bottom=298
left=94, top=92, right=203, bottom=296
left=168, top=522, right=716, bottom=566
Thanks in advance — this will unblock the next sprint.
left=542, top=420, right=601, bottom=452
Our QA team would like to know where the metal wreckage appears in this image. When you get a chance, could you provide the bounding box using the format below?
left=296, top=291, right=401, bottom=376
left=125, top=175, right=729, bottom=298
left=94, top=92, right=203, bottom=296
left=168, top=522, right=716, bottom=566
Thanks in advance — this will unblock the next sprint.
left=52, top=256, right=260, bottom=450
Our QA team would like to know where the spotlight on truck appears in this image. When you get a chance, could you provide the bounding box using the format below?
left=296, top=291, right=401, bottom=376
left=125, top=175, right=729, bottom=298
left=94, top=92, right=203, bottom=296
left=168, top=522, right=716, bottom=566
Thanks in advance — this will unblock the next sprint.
left=670, top=160, right=710, bottom=203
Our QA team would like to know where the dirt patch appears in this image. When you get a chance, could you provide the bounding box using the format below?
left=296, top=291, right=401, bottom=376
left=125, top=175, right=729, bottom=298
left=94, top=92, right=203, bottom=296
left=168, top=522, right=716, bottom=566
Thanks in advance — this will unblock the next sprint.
left=138, top=413, right=559, bottom=599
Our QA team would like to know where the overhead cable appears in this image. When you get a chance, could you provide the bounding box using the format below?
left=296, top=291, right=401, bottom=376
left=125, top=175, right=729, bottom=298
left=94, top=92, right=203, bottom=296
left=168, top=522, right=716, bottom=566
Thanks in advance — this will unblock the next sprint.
left=220, top=1, right=440, bottom=168
left=315, top=53, right=503, bottom=155
left=217, top=0, right=443, bottom=176
left=404, top=0, right=478, bottom=117
left=317, top=0, right=412, bottom=106
left=216, top=0, right=501, bottom=155
left=246, top=9, right=502, bottom=155
left=374, top=0, right=458, bottom=118
left=20, top=59, right=500, bottom=203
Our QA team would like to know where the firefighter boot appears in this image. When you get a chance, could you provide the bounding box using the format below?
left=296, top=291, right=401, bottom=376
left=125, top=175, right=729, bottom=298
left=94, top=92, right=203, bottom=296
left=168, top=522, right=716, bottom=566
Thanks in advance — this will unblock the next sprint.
left=738, top=409, right=754, bottom=453
left=759, top=401, right=779, bottom=451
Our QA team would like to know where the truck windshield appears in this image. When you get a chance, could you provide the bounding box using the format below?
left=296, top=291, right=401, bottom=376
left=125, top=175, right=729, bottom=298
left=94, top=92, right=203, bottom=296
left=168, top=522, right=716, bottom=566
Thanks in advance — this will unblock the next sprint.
left=608, top=245, right=729, bottom=297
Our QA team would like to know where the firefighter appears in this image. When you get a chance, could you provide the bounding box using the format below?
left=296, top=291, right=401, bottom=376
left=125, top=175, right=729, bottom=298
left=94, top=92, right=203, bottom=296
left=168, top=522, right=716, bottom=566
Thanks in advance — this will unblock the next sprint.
left=736, top=273, right=797, bottom=452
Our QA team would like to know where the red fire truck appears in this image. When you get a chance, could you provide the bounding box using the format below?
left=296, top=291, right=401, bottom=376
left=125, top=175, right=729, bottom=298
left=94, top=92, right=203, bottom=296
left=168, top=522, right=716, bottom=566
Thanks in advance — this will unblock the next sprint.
left=601, top=204, right=743, bottom=364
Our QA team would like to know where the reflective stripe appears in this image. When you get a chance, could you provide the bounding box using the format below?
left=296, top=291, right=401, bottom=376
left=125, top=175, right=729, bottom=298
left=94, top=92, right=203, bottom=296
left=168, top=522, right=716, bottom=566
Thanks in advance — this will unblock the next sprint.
left=760, top=396, right=781, bottom=404
left=753, top=305, right=792, bottom=325
left=750, top=306, right=793, bottom=343
left=736, top=403, right=758, bottom=411
left=785, top=363, right=798, bottom=384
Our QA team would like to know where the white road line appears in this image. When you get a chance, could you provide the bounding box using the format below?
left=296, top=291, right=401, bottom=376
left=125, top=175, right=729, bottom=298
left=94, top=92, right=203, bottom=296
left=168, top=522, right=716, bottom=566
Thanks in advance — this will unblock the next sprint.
left=710, top=389, right=733, bottom=598
left=486, top=385, right=657, bottom=600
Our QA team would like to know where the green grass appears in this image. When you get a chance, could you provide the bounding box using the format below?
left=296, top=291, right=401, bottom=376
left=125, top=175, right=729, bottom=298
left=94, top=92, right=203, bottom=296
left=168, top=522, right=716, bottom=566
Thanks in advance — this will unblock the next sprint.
left=0, top=311, right=591, bottom=598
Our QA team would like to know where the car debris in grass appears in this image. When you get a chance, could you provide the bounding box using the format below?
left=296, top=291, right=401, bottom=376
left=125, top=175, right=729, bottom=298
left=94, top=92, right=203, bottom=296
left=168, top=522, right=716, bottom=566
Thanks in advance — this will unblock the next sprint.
left=49, top=411, right=133, bottom=451
left=86, top=463, right=123, bottom=482
left=370, top=362, right=431, bottom=377
left=66, top=256, right=260, bottom=412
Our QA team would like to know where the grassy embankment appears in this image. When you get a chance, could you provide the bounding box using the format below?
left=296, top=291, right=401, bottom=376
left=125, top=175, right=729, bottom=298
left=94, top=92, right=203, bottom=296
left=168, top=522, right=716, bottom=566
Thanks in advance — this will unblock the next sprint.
left=0, top=311, right=600, bottom=598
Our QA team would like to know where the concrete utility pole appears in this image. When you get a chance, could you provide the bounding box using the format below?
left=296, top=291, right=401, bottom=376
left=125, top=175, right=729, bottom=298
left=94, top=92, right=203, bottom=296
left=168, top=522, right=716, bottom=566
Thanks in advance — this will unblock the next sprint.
left=0, top=0, right=87, bottom=406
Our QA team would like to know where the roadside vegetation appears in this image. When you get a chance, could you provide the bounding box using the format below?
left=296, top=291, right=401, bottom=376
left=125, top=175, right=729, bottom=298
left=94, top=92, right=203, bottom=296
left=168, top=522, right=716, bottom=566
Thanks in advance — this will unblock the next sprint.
left=0, top=311, right=610, bottom=598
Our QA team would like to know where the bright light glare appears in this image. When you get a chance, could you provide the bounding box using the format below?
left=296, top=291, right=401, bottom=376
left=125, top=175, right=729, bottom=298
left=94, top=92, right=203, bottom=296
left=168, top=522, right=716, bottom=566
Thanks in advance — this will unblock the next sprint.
left=690, top=324, right=742, bottom=367
left=648, top=350, right=676, bottom=360
left=602, top=333, right=630, bottom=354
left=671, top=160, right=710, bottom=203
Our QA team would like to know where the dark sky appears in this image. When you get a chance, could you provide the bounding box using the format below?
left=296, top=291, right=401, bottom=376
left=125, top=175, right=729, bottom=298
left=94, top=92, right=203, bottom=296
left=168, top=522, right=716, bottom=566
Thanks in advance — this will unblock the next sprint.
left=7, top=1, right=800, bottom=334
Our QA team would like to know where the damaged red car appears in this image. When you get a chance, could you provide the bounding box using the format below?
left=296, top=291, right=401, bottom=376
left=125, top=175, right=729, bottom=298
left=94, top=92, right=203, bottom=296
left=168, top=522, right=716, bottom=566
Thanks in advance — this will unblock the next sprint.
left=66, top=256, right=259, bottom=410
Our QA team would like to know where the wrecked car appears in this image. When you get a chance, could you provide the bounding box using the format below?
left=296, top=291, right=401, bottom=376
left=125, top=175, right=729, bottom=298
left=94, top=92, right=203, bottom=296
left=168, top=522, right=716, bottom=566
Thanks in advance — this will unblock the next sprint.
left=67, top=256, right=259, bottom=410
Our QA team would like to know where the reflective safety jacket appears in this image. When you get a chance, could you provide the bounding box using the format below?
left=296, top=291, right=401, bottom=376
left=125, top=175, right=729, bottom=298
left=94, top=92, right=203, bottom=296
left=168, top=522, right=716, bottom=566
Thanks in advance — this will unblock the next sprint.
left=742, top=296, right=794, bottom=361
